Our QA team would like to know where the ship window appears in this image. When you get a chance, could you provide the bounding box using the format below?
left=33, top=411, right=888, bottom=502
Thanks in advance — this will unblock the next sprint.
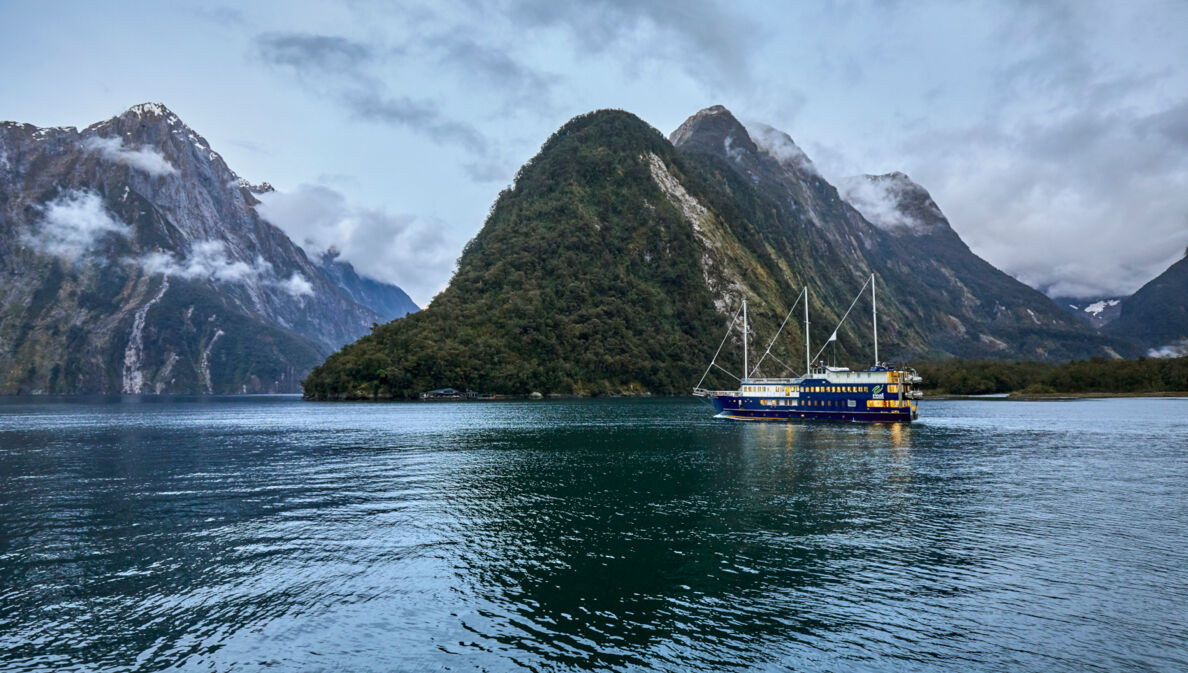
left=889, top=384, right=899, bottom=393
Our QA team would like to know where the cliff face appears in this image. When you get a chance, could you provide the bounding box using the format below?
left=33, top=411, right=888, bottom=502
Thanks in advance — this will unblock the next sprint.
left=304, top=107, right=1130, bottom=400
left=0, top=103, right=416, bottom=394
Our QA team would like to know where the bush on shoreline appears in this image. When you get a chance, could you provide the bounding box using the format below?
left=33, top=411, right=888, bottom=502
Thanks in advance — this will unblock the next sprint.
left=912, top=356, right=1188, bottom=395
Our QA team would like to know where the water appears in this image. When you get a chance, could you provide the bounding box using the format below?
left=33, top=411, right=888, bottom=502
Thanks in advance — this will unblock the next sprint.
left=1, top=396, right=1185, bottom=672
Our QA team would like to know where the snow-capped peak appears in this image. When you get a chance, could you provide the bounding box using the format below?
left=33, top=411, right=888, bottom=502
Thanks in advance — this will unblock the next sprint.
left=127, top=102, right=172, bottom=118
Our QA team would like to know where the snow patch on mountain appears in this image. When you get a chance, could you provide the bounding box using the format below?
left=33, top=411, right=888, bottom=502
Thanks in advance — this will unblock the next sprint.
left=83, top=136, right=177, bottom=176
left=1084, top=299, right=1120, bottom=316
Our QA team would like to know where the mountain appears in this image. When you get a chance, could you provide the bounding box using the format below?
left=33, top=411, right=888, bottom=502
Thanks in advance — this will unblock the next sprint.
left=0, top=103, right=416, bottom=394
left=316, top=250, right=418, bottom=323
left=304, top=106, right=1129, bottom=400
left=1051, top=296, right=1125, bottom=329
left=670, top=106, right=1128, bottom=361
left=1108, top=252, right=1188, bottom=356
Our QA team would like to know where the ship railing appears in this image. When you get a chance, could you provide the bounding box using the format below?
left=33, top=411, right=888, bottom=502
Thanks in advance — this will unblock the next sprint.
left=692, top=388, right=741, bottom=397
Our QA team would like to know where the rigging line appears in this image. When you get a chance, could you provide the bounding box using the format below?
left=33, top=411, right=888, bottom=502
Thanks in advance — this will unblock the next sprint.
left=695, top=301, right=745, bottom=389
left=711, top=362, right=741, bottom=382
left=748, top=288, right=806, bottom=378
left=766, top=352, right=797, bottom=376
left=811, top=274, right=873, bottom=364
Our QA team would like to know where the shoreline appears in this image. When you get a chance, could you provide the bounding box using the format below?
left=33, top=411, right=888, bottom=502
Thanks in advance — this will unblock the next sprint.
left=929, top=391, right=1188, bottom=401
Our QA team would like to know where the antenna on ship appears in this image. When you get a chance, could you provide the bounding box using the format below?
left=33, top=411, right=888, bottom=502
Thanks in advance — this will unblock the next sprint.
left=742, top=296, right=748, bottom=382
left=872, top=272, right=878, bottom=366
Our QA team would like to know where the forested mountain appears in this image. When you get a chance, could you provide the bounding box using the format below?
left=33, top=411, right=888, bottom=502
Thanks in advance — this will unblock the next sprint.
left=304, top=106, right=1130, bottom=399
left=0, top=103, right=416, bottom=394
left=1108, top=252, right=1188, bottom=357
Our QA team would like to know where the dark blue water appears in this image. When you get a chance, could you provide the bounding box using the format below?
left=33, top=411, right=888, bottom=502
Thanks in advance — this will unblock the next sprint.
left=1, top=396, right=1185, bottom=672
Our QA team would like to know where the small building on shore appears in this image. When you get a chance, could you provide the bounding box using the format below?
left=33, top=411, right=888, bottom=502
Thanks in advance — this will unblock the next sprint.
left=420, top=388, right=480, bottom=400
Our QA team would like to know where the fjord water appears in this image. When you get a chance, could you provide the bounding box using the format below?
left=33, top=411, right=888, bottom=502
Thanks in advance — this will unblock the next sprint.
left=1, top=397, right=1185, bottom=672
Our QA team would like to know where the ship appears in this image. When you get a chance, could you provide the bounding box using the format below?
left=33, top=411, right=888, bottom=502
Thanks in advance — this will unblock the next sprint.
left=693, top=274, right=923, bottom=422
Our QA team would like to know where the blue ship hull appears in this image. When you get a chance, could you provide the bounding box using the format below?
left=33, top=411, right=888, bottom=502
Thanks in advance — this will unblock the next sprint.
left=708, top=391, right=915, bottom=423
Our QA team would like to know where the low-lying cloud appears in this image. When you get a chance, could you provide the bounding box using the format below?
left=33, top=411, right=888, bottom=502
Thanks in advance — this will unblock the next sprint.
left=25, top=189, right=130, bottom=260
left=1147, top=339, right=1188, bottom=359
left=745, top=121, right=819, bottom=177
left=138, top=241, right=313, bottom=297
left=255, top=184, right=454, bottom=304
left=254, top=31, right=497, bottom=166
left=836, top=176, right=922, bottom=232
left=83, top=136, right=177, bottom=176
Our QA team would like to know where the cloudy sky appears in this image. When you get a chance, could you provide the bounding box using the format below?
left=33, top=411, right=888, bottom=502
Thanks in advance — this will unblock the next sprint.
left=2, top=0, right=1186, bottom=304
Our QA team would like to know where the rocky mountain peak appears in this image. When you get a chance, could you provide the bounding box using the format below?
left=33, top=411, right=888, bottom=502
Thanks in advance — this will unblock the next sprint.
left=669, top=105, right=758, bottom=160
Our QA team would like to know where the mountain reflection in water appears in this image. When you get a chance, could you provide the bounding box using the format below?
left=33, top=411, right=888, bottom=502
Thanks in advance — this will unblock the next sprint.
left=0, top=396, right=1185, bottom=672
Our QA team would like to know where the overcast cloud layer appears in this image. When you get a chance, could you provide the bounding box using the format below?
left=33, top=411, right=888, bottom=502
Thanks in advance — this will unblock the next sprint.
left=1, top=0, right=1185, bottom=303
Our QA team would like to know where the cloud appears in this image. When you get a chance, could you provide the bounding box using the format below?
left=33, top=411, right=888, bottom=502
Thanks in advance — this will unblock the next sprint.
left=278, top=272, right=314, bottom=297
left=435, top=36, right=557, bottom=106
left=25, top=190, right=130, bottom=260
left=1148, top=339, right=1188, bottom=359
left=254, top=31, right=495, bottom=162
left=254, top=32, right=373, bottom=74
left=904, top=96, right=1188, bottom=298
left=507, top=0, right=760, bottom=91
left=82, top=136, right=177, bottom=176
left=255, top=184, right=454, bottom=304
left=744, top=120, right=819, bottom=177
left=835, top=175, right=921, bottom=232
left=342, top=90, right=490, bottom=154
left=138, top=241, right=313, bottom=297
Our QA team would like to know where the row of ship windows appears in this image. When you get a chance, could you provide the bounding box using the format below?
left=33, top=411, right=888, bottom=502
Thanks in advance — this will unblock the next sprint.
left=757, top=399, right=912, bottom=408
left=743, top=385, right=900, bottom=394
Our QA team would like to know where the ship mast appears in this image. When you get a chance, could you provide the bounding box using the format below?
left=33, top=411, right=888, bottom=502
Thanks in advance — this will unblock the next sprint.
left=742, top=297, right=748, bottom=381
left=804, top=287, right=810, bottom=374
left=872, top=273, right=878, bottom=366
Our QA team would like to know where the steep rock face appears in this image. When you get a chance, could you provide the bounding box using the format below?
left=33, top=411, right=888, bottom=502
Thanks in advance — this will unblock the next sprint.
left=1108, top=253, right=1188, bottom=356
left=670, top=107, right=1130, bottom=361
left=0, top=103, right=416, bottom=393
left=317, top=251, right=418, bottom=323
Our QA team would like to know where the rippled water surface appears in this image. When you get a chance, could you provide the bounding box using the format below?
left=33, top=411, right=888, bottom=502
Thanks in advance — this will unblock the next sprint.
left=1, top=396, right=1186, bottom=671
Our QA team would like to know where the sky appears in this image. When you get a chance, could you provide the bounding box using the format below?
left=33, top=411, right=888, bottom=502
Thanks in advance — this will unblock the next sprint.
left=2, top=0, right=1186, bottom=305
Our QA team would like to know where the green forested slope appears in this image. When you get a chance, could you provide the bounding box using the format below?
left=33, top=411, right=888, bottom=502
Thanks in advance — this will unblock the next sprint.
left=303, top=111, right=737, bottom=398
